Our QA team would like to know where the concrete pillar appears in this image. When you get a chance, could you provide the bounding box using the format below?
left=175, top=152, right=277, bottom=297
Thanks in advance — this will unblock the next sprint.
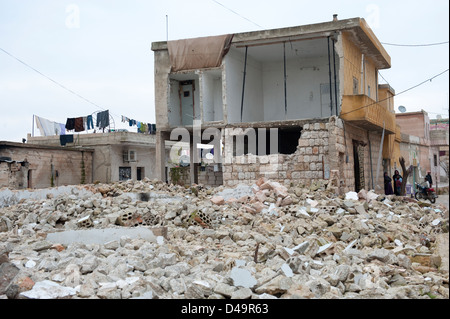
left=156, top=131, right=168, bottom=182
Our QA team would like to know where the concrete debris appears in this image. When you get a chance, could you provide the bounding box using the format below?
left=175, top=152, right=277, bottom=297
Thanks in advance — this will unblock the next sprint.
left=0, top=178, right=449, bottom=299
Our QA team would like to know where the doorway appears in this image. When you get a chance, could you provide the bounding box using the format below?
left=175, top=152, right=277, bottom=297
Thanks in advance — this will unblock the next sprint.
left=180, top=80, right=195, bottom=126
left=353, top=140, right=365, bottom=192
left=27, top=169, right=32, bottom=189
left=137, top=167, right=144, bottom=181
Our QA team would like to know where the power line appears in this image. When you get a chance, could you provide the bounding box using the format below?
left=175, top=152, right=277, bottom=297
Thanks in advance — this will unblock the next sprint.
left=340, top=68, right=450, bottom=116
left=0, top=47, right=107, bottom=112
left=378, top=70, right=390, bottom=86
left=210, top=0, right=264, bottom=29
left=381, top=41, right=449, bottom=47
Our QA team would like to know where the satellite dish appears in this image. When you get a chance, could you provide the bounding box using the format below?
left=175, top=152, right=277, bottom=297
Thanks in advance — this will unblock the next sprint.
left=205, top=153, right=214, bottom=160
left=179, top=155, right=190, bottom=167
left=398, top=106, right=407, bottom=113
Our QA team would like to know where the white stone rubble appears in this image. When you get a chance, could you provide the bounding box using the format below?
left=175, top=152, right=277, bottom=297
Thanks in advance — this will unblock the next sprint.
left=0, top=177, right=448, bottom=299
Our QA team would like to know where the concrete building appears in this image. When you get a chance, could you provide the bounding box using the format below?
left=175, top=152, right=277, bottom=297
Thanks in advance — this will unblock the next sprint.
left=151, top=16, right=400, bottom=193
left=0, top=141, right=93, bottom=189
left=430, top=118, right=449, bottom=183
left=395, top=110, right=442, bottom=188
left=26, top=132, right=164, bottom=184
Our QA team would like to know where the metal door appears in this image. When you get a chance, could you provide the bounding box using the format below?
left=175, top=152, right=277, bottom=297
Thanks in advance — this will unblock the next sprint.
left=180, top=80, right=194, bottom=126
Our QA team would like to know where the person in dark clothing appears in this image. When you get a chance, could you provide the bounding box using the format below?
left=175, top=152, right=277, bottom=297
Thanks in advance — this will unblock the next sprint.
left=384, top=172, right=394, bottom=195
left=425, top=172, right=433, bottom=188
left=393, top=170, right=402, bottom=196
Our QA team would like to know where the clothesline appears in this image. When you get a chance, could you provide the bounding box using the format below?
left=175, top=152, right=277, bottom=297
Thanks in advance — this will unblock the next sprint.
left=65, top=110, right=110, bottom=133
left=34, top=110, right=110, bottom=137
left=121, top=115, right=156, bottom=135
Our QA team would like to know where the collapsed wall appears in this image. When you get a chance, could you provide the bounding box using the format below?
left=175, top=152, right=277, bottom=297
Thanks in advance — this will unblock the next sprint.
left=222, top=117, right=347, bottom=190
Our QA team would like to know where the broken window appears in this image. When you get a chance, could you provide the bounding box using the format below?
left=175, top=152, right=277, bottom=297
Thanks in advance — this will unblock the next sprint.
left=119, top=167, right=131, bottom=181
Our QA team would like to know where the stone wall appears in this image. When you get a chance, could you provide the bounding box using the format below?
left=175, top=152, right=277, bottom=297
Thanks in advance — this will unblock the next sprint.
left=198, top=164, right=223, bottom=186
left=222, top=117, right=347, bottom=190
left=169, top=165, right=223, bottom=187
left=221, top=117, right=386, bottom=194
left=0, top=146, right=93, bottom=189
left=0, top=161, right=29, bottom=189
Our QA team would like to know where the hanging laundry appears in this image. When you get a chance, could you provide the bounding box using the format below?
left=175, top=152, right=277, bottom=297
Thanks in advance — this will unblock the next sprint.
left=60, top=134, right=74, bottom=146
left=65, top=118, right=76, bottom=131
left=96, top=110, right=110, bottom=129
left=59, top=123, right=66, bottom=135
left=35, top=115, right=62, bottom=136
left=74, top=117, right=85, bottom=132
left=86, top=115, right=94, bottom=130
left=139, top=123, right=148, bottom=133
left=82, top=117, right=87, bottom=130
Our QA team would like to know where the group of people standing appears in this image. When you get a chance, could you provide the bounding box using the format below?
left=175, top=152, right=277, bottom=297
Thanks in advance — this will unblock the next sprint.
left=384, top=170, right=402, bottom=195
left=384, top=170, right=433, bottom=196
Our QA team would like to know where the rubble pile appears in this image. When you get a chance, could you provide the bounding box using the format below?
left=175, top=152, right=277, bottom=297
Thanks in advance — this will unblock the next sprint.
left=0, top=177, right=448, bottom=299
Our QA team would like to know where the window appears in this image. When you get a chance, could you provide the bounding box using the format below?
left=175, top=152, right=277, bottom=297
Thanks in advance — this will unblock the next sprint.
left=123, top=150, right=137, bottom=162
left=434, top=154, right=438, bottom=167
left=367, top=85, right=371, bottom=98
left=119, top=167, right=132, bottom=181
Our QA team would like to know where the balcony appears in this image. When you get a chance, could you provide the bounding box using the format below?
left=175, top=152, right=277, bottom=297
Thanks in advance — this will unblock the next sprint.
left=340, top=95, right=396, bottom=135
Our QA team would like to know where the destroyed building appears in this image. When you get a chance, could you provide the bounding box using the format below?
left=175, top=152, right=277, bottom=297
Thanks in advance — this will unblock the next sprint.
left=151, top=16, right=401, bottom=193
left=0, top=141, right=93, bottom=189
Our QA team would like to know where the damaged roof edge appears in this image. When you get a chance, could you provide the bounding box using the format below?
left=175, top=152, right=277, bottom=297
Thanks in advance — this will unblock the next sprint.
left=151, top=17, right=390, bottom=69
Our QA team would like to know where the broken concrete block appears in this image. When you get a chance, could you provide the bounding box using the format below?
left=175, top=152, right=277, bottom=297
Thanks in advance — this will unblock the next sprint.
left=354, top=204, right=366, bottom=214
left=46, top=227, right=157, bottom=245
left=31, top=241, right=53, bottom=252
left=254, top=275, right=293, bottom=295
left=97, top=282, right=121, bottom=299
left=214, top=282, right=236, bottom=298
left=0, top=262, right=19, bottom=295
left=345, top=192, right=359, bottom=201
left=231, top=287, right=252, bottom=299
left=367, top=248, right=397, bottom=264
left=20, top=280, right=76, bottom=299
left=334, top=264, right=351, bottom=282
left=210, top=196, right=225, bottom=205
left=77, top=215, right=93, bottom=228
left=281, top=263, right=294, bottom=277
left=229, top=267, right=257, bottom=289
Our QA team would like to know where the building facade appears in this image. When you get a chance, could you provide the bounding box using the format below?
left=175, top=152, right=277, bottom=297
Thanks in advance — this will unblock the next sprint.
left=430, top=118, right=449, bottom=183
left=0, top=141, right=93, bottom=189
left=152, top=16, right=400, bottom=193
left=395, top=110, right=442, bottom=188
left=27, top=132, right=163, bottom=184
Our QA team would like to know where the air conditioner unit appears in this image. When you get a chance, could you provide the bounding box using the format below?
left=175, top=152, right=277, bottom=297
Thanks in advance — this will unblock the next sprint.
left=123, top=150, right=137, bottom=162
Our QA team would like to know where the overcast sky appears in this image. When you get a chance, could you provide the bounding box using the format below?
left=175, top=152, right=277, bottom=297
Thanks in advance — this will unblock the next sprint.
left=0, top=0, right=449, bottom=142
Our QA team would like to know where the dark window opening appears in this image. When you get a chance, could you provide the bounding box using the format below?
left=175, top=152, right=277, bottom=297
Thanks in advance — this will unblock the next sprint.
left=232, top=126, right=302, bottom=156
left=278, top=127, right=302, bottom=155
